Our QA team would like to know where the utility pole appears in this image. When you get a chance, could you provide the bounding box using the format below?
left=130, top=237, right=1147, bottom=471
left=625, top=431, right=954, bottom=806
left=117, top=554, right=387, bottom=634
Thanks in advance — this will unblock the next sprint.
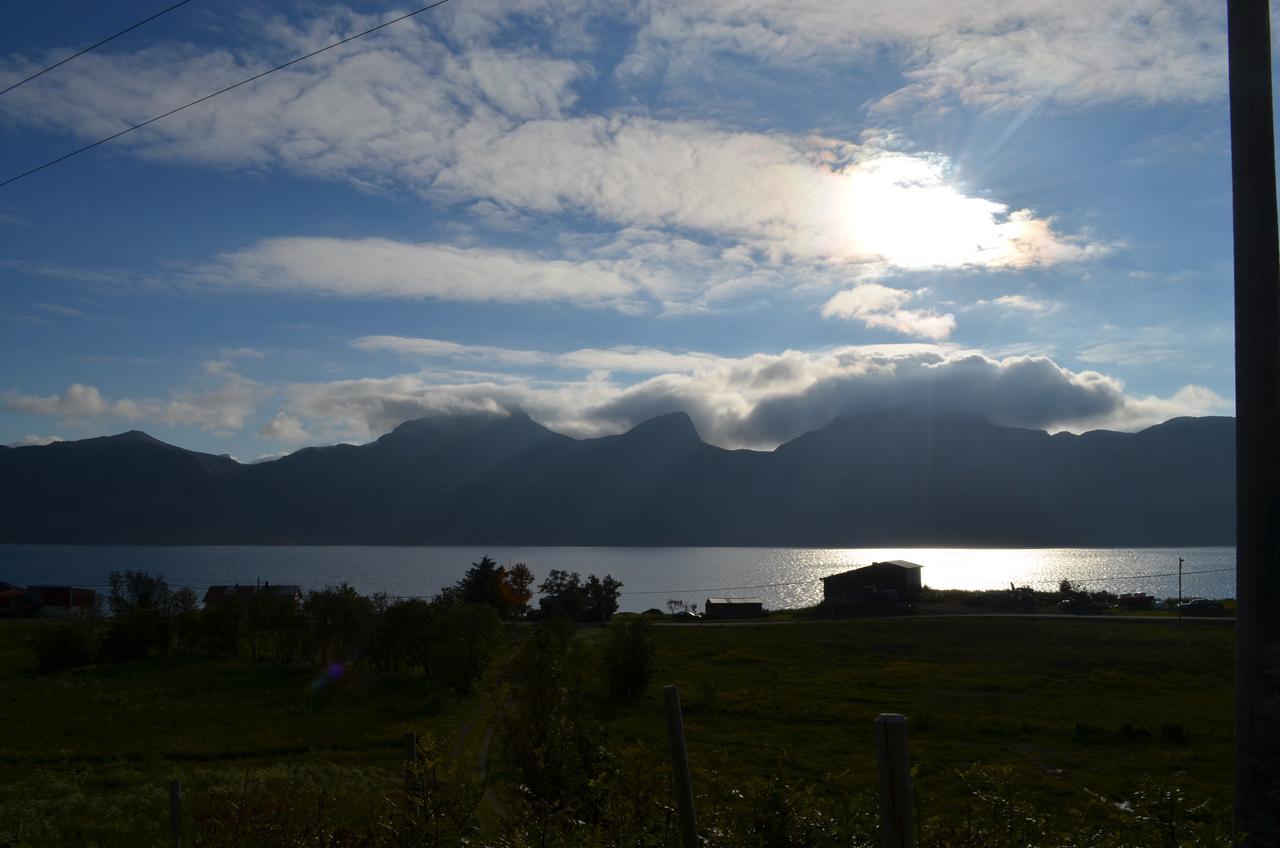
left=1178, top=557, right=1184, bottom=619
left=1228, top=0, right=1280, bottom=843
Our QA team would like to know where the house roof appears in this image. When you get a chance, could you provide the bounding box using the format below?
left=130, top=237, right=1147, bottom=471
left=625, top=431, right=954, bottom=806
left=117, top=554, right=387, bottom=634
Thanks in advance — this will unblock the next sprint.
left=823, top=561, right=924, bottom=581
left=705, top=597, right=762, bottom=605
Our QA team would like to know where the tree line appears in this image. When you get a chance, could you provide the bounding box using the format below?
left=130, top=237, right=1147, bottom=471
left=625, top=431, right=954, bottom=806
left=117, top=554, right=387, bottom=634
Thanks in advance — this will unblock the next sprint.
left=30, top=556, right=626, bottom=696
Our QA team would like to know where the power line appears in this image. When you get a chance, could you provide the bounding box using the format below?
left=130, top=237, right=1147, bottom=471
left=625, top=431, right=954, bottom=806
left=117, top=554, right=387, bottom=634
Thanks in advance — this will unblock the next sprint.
left=0, top=0, right=454, bottom=190
left=1022, top=566, right=1236, bottom=586
left=6, top=566, right=1238, bottom=600
left=620, top=579, right=816, bottom=596
left=0, top=0, right=196, bottom=98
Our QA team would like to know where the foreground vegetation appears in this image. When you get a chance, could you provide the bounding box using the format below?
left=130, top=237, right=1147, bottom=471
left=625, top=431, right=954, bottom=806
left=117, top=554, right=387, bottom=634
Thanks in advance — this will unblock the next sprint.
left=0, top=564, right=1236, bottom=846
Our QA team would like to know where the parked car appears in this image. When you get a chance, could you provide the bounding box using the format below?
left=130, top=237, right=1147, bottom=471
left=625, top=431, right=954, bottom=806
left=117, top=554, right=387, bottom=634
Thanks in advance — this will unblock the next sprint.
left=1058, top=597, right=1104, bottom=615
left=1175, top=598, right=1224, bottom=616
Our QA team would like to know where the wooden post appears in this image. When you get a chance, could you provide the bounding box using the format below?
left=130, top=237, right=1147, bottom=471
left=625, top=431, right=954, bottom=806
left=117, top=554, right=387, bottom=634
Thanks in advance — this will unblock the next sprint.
left=664, top=685, right=698, bottom=848
left=1229, top=0, right=1280, bottom=844
left=875, top=714, right=915, bottom=848
left=404, top=731, right=417, bottom=764
left=169, top=779, right=181, bottom=848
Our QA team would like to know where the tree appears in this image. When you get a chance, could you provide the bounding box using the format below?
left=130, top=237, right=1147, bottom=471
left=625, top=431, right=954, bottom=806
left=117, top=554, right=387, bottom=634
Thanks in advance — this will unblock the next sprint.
left=503, top=562, right=535, bottom=618
left=457, top=556, right=534, bottom=620
left=585, top=574, right=623, bottom=623
left=457, top=556, right=505, bottom=609
left=538, top=570, right=587, bottom=620
left=539, top=570, right=623, bottom=622
left=102, top=570, right=185, bottom=661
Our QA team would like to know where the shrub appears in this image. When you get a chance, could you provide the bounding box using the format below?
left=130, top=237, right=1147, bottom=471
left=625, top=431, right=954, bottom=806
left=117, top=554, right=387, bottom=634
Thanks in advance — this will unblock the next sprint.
left=32, top=619, right=99, bottom=672
left=429, top=602, right=502, bottom=694
left=603, top=616, right=656, bottom=700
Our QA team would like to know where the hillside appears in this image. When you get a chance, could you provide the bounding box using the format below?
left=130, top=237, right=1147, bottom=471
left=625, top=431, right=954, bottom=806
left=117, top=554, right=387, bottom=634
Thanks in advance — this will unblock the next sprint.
left=0, top=408, right=1236, bottom=546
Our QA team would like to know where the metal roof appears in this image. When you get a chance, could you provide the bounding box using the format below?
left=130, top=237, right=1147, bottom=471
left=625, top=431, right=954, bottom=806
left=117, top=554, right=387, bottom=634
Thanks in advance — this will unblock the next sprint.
left=823, top=560, right=924, bottom=580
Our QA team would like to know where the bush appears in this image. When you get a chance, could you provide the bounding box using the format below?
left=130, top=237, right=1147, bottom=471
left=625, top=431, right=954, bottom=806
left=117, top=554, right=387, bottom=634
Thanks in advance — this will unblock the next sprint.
left=430, top=601, right=503, bottom=694
left=603, top=616, right=656, bottom=700
left=499, top=621, right=616, bottom=843
left=32, top=619, right=99, bottom=672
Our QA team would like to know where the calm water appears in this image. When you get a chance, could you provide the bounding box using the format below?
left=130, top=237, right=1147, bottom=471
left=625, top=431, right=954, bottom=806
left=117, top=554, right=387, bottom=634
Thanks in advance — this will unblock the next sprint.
left=0, top=545, right=1236, bottom=612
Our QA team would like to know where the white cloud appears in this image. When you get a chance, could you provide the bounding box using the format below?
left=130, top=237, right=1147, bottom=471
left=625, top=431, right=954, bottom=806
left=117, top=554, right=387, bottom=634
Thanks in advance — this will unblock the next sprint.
left=202, top=237, right=641, bottom=308
left=351, top=335, right=726, bottom=373
left=0, top=14, right=587, bottom=187
left=822, top=283, right=956, bottom=340
left=1, top=12, right=1108, bottom=287
left=271, top=346, right=1231, bottom=449
left=3, top=370, right=266, bottom=433
left=439, top=119, right=1106, bottom=271
left=221, top=347, right=267, bottom=359
left=5, top=344, right=1229, bottom=450
left=966, top=294, right=1059, bottom=314
left=1077, top=339, right=1179, bottom=367
left=257, top=411, right=309, bottom=442
left=627, top=1, right=1226, bottom=110
left=7, top=434, right=63, bottom=447
left=991, top=294, right=1056, bottom=314
left=2, top=383, right=142, bottom=420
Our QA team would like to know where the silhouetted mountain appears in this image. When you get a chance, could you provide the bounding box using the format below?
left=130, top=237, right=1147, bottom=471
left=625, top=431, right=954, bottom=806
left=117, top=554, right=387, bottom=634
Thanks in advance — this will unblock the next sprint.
left=0, top=409, right=1235, bottom=546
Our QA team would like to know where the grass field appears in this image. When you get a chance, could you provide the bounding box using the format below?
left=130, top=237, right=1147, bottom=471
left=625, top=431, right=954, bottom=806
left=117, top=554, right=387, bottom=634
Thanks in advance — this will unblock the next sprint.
left=0, top=614, right=1235, bottom=844
left=602, top=618, right=1234, bottom=825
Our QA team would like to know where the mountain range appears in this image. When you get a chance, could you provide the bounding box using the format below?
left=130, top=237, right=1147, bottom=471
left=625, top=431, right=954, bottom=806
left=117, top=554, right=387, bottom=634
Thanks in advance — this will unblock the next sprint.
left=0, top=408, right=1236, bottom=546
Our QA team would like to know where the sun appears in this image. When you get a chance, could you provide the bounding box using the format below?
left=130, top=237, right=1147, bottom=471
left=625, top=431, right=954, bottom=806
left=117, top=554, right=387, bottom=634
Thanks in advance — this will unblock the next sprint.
left=829, top=153, right=1024, bottom=270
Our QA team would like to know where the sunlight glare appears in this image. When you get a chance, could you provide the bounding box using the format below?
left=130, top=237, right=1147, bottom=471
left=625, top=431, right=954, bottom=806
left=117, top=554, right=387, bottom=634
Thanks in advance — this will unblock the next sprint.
left=831, top=154, right=1023, bottom=270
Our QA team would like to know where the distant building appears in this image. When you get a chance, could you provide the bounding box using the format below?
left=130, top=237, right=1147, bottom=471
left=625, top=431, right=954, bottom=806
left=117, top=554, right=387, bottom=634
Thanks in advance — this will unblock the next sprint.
left=203, top=582, right=303, bottom=608
left=704, top=597, right=763, bottom=620
left=0, top=583, right=97, bottom=617
left=822, top=561, right=923, bottom=602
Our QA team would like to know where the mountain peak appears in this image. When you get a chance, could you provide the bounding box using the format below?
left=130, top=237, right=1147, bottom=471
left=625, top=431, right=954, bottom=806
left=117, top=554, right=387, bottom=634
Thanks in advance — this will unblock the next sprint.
left=102, top=430, right=168, bottom=446
left=621, top=411, right=702, bottom=444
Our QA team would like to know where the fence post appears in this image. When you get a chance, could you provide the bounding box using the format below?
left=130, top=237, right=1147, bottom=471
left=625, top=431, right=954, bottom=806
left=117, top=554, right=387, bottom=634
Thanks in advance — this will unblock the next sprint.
left=404, top=731, right=418, bottom=764
left=169, top=779, right=181, bottom=848
left=875, top=713, right=915, bottom=848
left=664, top=685, right=699, bottom=848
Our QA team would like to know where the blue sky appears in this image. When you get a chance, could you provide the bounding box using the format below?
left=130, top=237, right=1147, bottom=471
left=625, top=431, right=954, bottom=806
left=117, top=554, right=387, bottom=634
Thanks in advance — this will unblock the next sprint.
left=0, top=0, right=1239, bottom=459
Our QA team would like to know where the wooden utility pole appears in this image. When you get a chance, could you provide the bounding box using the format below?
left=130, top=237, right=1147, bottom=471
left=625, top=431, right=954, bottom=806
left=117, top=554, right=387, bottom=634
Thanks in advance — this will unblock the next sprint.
left=169, top=779, right=182, bottom=848
left=1228, top=0, right=1280, bottom=844
left=875, top=714, right=915, bottom=848
left=663, top=686, right=698, bottom=848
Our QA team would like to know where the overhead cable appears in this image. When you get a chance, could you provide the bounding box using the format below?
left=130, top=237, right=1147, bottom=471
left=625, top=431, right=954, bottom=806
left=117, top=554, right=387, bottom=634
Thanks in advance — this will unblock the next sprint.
left=0, top=0, right=196, bottom=98
left=0, top=0, right=454, bottom=190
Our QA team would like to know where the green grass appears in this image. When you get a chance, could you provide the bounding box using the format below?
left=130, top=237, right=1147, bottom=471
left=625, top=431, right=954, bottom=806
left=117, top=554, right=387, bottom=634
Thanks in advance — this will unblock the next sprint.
left=0, top=621, right=478, bottom=846
left=1, top=615, right=1235, bottom=843
left=598, top=617, right=1234, bottom=824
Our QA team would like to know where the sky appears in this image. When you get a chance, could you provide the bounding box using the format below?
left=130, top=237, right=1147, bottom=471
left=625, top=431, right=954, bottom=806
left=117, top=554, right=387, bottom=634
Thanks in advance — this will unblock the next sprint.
left=0, top=0, right=1241, bottom=460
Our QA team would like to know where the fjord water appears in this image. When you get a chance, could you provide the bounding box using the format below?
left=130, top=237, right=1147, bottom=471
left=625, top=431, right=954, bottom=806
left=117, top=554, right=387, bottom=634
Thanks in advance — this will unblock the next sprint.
left=0, top=545, right=1235, bottom=612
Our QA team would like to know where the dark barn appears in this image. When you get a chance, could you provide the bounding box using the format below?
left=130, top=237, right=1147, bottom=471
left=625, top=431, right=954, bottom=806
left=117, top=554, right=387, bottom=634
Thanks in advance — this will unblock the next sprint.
left=704, top=597, right=764, bottom=620
left=822, top=560, right=923, bottom=602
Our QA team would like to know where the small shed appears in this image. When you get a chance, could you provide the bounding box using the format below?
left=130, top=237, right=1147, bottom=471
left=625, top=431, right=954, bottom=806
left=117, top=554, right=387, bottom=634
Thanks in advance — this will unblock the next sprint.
left=704, top=597, right=763, bottom=620
left=822, top=561, right=923, bottom=602
left=9, top=585, right=98, bottom=617
left=203, top=582, right=302, bottom=608
left=0, top=582, right=34, bottom=617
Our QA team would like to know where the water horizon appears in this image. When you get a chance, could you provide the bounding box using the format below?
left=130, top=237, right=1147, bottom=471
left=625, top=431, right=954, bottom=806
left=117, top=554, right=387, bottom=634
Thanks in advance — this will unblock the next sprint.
left=0, top=544, right=1237, bottom=613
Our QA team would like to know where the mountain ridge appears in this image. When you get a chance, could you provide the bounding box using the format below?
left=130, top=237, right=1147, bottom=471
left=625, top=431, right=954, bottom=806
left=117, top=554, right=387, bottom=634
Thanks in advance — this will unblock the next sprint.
left=0, top=410, right=1236, bottom=546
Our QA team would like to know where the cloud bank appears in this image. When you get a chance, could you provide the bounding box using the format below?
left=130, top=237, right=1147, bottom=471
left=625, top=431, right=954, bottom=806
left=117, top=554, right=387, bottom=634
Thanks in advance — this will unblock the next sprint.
left=6, top=345, right=1230, bottom=450
left=274, top=344, right=1230, bottom=449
